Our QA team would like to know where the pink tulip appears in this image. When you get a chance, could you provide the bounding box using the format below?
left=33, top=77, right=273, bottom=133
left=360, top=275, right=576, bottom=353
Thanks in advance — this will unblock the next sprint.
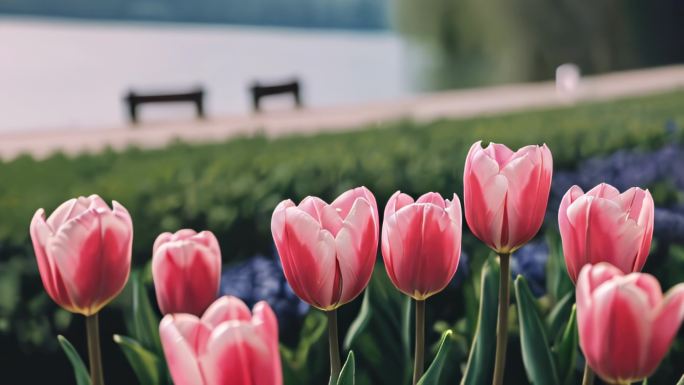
left=152, top=229, right=222, bottom=316
left=558, top=183, right=654, bottom=283
left=463, top=141, right=552, bottom=253
left=576, top=263, right=684, bottom=384
left=29, top=195, right=133, bottom=316
left=271, top=187, right=379, bottom=310
left=160, top=296, right=282, bottom=385
left=381, top=191, right=462, bottom=300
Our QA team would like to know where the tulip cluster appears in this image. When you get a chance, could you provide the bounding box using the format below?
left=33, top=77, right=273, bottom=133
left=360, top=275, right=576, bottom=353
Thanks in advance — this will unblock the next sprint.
left=28, top=139, right=684, bottom=385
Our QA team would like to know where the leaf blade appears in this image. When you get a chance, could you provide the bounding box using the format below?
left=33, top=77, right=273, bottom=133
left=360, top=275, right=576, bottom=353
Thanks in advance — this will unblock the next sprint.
left=57, top=335, right=92, bottom=385
left=515, top=275, right=560, bottom=385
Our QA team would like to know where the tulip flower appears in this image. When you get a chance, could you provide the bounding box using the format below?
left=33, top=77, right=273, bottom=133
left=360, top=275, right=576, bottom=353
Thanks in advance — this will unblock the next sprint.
left=271, top=186, right=379, bottom=381
left=558, top=183, right=654, bottom=283
left=152, top=229, right=222, bottom=316
left=160, top=296, right=282, bottom=385
left=576, top=263, right=684, bottom=385
left=463, top=141, right=552, bottom=385
left=381, top=191, right=462, bottom=300
left=463, top=141, right=553, bottom=254
left=30, top=194, right=133, bottom=385
left=381, top=191, right=462, bottom=384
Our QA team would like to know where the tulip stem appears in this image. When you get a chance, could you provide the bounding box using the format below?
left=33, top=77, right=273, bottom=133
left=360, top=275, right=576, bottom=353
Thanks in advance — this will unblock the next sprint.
left=86, top=312, right=105, bottom=385
left=327, top=310, right=342, bottom=383
left=412, top=299, right=426, bottom=385
left=581, top=363, right=594, bottom=385
left=492, top=253, right=510, bottom=385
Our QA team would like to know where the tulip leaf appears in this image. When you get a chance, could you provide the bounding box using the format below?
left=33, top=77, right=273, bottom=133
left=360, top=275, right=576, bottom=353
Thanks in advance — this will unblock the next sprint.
left=545, top=233, right=574, bottom=302
left=551, top=306, right=578, bottom=385
left=417, top=330, right=455, bottom=385
left=546, top=292, right=574, bottom=340
left=130, top=270, right=162, bottom=354
left=336, top=351, right=356, bottom=385
left=461, top=258, right=499, bottom=385
left=343, top=266, right=412, bottom=385
left=515, top=275, right=560, bottom=385
left=57, top=335, right=92, bottom=385
left=343, top=288, right=371, bottom=350
left=113, top=334, right=162, bottom=385
left=676, top=373, right=684, bottom=385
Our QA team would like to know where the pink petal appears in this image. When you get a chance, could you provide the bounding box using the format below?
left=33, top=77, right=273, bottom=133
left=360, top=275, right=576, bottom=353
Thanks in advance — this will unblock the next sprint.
left=647, top=284, right=684, bottom=375
left=384, top=191, right=415, bottom=218
left=559, top=185, right=587, bottom=282
left=585, top=183, right=620, bottom=199
left=271, top=200, right=295, bottom=246
left=30, top=209, right=76, bottom=312
left=281, top=207, right=338, bottom=309
left=46, top=197, right=90, bottom=231
left=416, top=192, right=446, bottom=208
left=335, top=198, right=377, bottom=305
left=483, top=142, right=515, bottom=168
left=159, top=314, right=207, bottom=385
left=252, top=301, right=283, bottom=385
left=202, top=296, right=252, bottom=328
left=201, top=323, right=267, bottom=385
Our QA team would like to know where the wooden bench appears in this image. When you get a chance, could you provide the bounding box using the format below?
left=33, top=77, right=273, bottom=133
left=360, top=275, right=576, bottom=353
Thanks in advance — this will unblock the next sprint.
left=124, top=88, right=205, bottom=124
left=250, top=80, right=302, bottom=112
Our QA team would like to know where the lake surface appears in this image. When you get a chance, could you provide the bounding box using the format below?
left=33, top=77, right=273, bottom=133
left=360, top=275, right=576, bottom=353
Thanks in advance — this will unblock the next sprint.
left=0, top=18, right=411, bottom=132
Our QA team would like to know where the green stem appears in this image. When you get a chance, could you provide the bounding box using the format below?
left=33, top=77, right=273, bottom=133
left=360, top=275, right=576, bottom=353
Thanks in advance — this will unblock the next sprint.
left=492, top=253, right=510, bottom=385
left=581, top=363, right=594, bottom=385
left=327, top=310, right=342, bottom=383
left=86, top=313, right=105, bottom=385
left=412, top=299, right=426, bottom=385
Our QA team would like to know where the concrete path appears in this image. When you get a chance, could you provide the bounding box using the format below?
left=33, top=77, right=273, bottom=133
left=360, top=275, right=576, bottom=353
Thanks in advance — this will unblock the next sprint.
left=2, top=64, right=684, bottom=160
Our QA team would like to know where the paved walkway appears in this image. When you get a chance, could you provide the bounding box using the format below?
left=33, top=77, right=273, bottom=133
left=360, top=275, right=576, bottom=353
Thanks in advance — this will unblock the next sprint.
left=3, top=65, right=684, bottom=160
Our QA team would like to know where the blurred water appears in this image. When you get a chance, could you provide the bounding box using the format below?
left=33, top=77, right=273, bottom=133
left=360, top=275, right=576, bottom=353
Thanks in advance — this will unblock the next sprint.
left=0, top=18, right=410, bottom=132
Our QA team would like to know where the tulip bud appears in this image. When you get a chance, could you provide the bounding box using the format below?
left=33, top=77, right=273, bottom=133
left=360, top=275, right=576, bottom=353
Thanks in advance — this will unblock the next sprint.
left=576, top=263, right=684, bottom=384
left=152, top=229, right=222, bottom=316
left=381, top=191, right=462, bottom=300
left=463, top=141, right=553, bottom=253
left=558, top=183, right=654, bottom=283
left=29, top=195, right=133, bottom=316
left=271, top=186, right=379, bottom=310
left=160, top=296, right=282, bottom=385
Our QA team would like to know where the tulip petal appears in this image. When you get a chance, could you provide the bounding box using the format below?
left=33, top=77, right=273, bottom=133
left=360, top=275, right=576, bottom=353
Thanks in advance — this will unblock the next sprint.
left=335, top=198, right=377, bottom=305
left=252, top=301, right=283, bottom=385
left=281, top=207, right=338, bottom=309
left=159, top=314, right=207, bottom=385
left=202, top=323, right=267, bottom=385
left=202, top=296, right=252, bottom=327
left=30, top=209, right=76, bottom=312
left=46, top=197, right=90, bottom=231
left=647, top=284, right=684, bottom=375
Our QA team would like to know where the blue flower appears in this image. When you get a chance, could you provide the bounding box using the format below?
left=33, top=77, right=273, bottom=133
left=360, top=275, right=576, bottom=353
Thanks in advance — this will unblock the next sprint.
left=220, top=255, right=309, bottom=335
left=511, top=240, right=549, bottom=297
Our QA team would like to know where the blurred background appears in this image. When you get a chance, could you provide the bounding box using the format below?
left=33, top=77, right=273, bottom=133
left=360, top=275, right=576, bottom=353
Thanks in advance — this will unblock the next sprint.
left=1, top=1, right=684, bottom=384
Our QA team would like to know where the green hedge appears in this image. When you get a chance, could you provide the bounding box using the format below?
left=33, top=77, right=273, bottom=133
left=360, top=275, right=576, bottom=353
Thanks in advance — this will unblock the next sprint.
left=1, top=90, right=682, bottom=263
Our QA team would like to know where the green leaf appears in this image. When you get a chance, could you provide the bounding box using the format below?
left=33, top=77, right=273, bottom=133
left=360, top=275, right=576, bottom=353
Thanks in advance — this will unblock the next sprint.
left=552, top=306, right=578, bottom=385
left=417, top=330, right=455, bottom=385
left=130, top=270, right=162, bottom=353
left=337, top=351, right=356, bottom=385
left=343, top=289, right=371, bottom=350
left=113, top=334, right=162, bottom=385
left=545, top=233, right=574, bottom=302
left=676, top=373, right=684, bottom=385
left=57, top=335, right=92, bottom=385
left=343, top=266, right=412, bottom=385
left=461, top=258, right=500, bottom=385
left=546, top=292, right=574, bottom=339
left=515, top=275, right=560, bottom=385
